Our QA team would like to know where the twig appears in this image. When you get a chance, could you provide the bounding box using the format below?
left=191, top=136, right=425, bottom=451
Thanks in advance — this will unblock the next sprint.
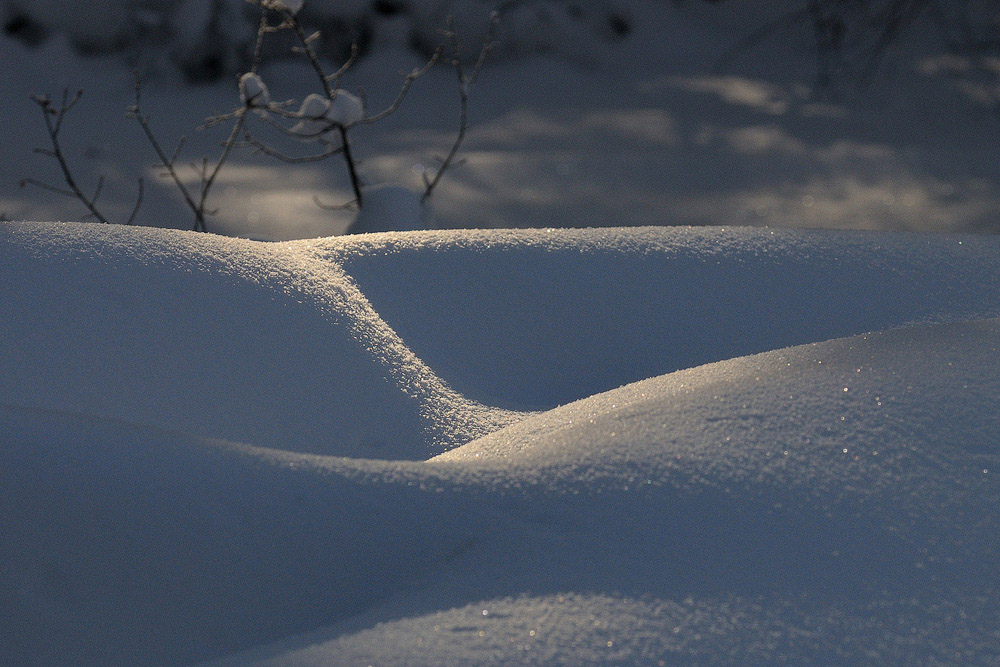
left=126, top=178, right=144, bottom=226
left=355, top=50, right=443, bottom=126
left=282, top=8, right=337, bottom=99
left=423, top=14, right=498, bottom=203
left=266, top=4, right=365, bottom=205
left=326, top=44, right=360, bottom=88
left=858, top=0, right=929, bottom=85
left=29, top=90, right=108, bottom=222
left=126, top=8, right=270, bottom=232
left=313, top=194, right=358, bottom=211
left=242, top=129, right=343, bottom=163
left=278, top=2, right=441, bottom=207
left=20, top=178, right=76, bottom=199
left=714, top=7, right=813, bottom=75
left=337, top=125, right=364, bottom=208
left=23, top=90, right=142, bottom=225
left=127, top=75, right=204, bottom=230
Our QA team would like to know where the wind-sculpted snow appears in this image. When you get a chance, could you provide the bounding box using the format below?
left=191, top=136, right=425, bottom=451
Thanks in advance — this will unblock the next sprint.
left=0, top=222, right=519, bottom=460
left=1, top=223, right=999, bottom=665
left=210, top=318, right=1000, bottom=666
left=314, top=226, right=1000, bottom=409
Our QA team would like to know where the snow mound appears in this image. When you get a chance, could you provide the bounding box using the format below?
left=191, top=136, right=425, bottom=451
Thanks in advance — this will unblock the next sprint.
left=0, top=222, right=517, bottom=459
left=209, top=319, right=1000, bottom=665
left=0, top=403, right=479, bottom=666
left=312, top=226, right=1000, bottom=410
left=2, top=223, right=1000, bottom=664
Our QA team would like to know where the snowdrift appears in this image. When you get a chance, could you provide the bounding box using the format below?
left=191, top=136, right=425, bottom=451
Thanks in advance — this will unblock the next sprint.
left=220, top=318, right=1000, bottom=666
left=0, top=222, right=518, bottom=460
left=320, top=226, right=1000, bottom=409
left=1, top=222, right=999, bottom=665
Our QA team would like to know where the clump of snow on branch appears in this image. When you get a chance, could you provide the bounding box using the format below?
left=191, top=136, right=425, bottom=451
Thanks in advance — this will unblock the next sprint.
left=287, top=94, right=331, bottom=139
left=327, top=91, right=364, bottom=126
left=239, top=73, right=270, bottom=108
left=271, top=0, right=304, bottom=16
left=286, top=91, right=363, bottom=140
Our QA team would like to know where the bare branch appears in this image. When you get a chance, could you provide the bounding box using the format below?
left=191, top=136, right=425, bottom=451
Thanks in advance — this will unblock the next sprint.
left=325, top=43, right=360, bottom=88
left=272, top=9, right=368, bottom=205
left=313, top=193, right=357, bottom=211
left=242, top=129, right=343, bottom=163
left=250, top=7, right=271, bottom=73
left=338, top=126, right=364, bottom=207
left=356, top=48, right=443, bottom=126
left=423, top=14, right=497, bottom=203
left=859, top=0, right=929, bottom=85
left=200, top=110, right=244, bottom=130
left=468, top=12, right=500, bottom=87
left=714, top=7, right=813, bottom=75
left=169, top=137, right=186, bottom=168
left=53, top=89, right=83, bottom=134
left=91, top=175, right=105, bottom=206
left=25, top=90, right=111, bottom=224
left=125, top=178, right=144, bottom=226
left=19, top=178, right=76, bottom=199
left=128, top=74, right=204, bottom=230
left=25, top=89, right=143, bottom=226
left=198, top=113, right=248, bottom=223
left=281, top=6, right=337, bottom=99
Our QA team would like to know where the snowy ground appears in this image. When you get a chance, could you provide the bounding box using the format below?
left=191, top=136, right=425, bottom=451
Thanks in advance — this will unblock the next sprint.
left=2, top=221, right=1000, bottom=665
left=2, top=1, right=1000, bottom=239
left=3, top=1, right=1000, bottom=664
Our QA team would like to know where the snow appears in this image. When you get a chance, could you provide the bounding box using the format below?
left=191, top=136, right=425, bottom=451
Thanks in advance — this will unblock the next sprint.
left=3, top=1, right=1000, bottom=664
left=0, top=222, right=518, bottom=459
left=2, top=222, right=1000, bottom=665
left=286, top=90, right=363, bottom=139
left=326, top=89, right=364, bottom=126
left=4, top=1, right=1000, bottom=238
left=287, top=93, right=335, bottom=139
left=239, top=73, right=270, bottom=108
left=272, top=0, right=304, bottom=16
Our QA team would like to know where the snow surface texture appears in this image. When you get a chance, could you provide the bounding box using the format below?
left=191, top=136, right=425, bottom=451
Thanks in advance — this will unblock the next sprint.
left=2, top=222, right=1000, bottom=665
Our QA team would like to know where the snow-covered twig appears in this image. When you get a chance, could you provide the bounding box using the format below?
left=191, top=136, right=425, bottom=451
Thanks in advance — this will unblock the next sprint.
left=22, top=90, right=142, bottom=225
left=243, top=0, right=445, bottom=210
left=246, top=0, right=366, bottom=205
